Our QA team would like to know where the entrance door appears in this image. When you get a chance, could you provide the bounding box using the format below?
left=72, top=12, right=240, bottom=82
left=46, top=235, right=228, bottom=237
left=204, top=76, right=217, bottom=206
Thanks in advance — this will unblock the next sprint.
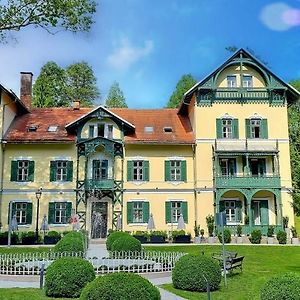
left=91, top=202, right=108, bottom=238
left=253, top=201, right=260, bottom=225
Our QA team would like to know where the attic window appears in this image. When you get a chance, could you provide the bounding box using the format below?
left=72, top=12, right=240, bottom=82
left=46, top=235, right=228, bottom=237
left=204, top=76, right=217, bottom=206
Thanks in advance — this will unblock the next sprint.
left=27, top=125, right=38, bottom=132
left=48, top=125, right=58, bottom=132
left=164, top=127, right=173, bottom=133
left=144, top=126, right=154, bottom=133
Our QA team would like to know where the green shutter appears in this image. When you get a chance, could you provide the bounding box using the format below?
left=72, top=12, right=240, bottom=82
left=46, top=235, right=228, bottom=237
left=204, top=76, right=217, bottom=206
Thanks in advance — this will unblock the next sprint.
left=50, top=161, right=56, bottom=182
left=48, top=203, right=55, bottom=224
left=8, top=202, right=16, bottom=225
left=10, top=161, right=17, bottom=181
left=26, top=202, right=32, bottom=225
left=258, top=159, right=266, bottom=175
left=127, top=161, right=133, bottom=181
left=28, top=161, right=35, bottom=182
left=260, top=200, right=269, bottom=225
left=165, top=161, right=171, bottom=181
left=219, top=201, right=225, bottom=212
left=261, top=119, right=268, bottom=139
left=245, top=119, right=251, bottom=138
left=229, top=159, right=236, bottom=175
left=127, top=202, right=133, bottom=224
left=216, top=119, right=222, bottom=138
left=66, top=202, right=72, bottom=222
left=182, top=202, right=188, bottom=223
left=165, top=202, right=171, bottom=223
left=143, top=202, right=150, bottom=223
left=232, top=119, right=239, bottom=139
left=181, top=161, right=187, bottom=182
left=143, top=161, right=149, bottom=181
left=235, top=201, right=242, bottom=222
left=67, top=161, right=73, bottom=182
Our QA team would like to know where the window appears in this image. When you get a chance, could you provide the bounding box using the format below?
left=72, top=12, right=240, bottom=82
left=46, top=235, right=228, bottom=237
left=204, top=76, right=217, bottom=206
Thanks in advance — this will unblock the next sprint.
left=165, top=160, right=187, bottom=181
left=88, top=124, right=113, bottom=139
left=127, top=160, right=149, bottom=181
left=11, top=160, right=34, bottom=182
left=89, top=125, right=95, bottom=138
left=107, top=125, right=113, bottom=139
left=10, top=202, right=32, bottom=225
left=222, top=119, right=232, bottom=138
left=27, top=125, right=38, bottom=132
left=243, top=75, right=253, bottom=88
left=225, top=201, right=236, bottom=222
left=216, top=118, right=239, bottom=139
left=227, top=75, right=237, bottom=88
left=48, top=126, right=58, bottom=132
left=50, top=161, right=73, bottom=182
left=92, top=160, right=108, bottom=180
left=165, top=201, right=188, bottom=223
left=48, top=202, right=72, bottom=224
left=127, top=201, right=149, bottom=224
left=98, top=124, right=105, bottom=137
left=251, top=119, right=261, bottom=138
left=164, top=127, right=173, bottom=133
left=144, top=126, right=154, bottom=133
left=250, top=158, right=266, bottom=176
left=220, top=158, right=236, bottom=176
left=246, top=118, right=268, bottom=139
left=220, top=200, right=242, bottom=223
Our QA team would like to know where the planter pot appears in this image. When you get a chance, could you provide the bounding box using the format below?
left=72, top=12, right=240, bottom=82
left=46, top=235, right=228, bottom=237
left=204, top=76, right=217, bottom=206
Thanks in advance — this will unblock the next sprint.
left=44, top=236, right=61, bottom=245
left=292, top=237, right=299, bottom=245
left=236, top=236, right=243, bottom=244
left=208, top=236, right=215, bottom=244
left=285, top=228, right=291, bottom=244
left=173, top=235, right=191, bottom=243
left=133, top=235, right=148, bottom=244
left=194, top=236, right=201, bottom=244
left=267, top=237, right=274, bottom=244
left=149, top=235, right=166, bottom=243
left=22, top=236, right=36, bottom=245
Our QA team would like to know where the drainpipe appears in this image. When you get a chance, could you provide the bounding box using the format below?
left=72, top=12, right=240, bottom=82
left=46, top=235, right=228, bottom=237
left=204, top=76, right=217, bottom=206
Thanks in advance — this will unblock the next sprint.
left=192, top=143, right=197, bottom=230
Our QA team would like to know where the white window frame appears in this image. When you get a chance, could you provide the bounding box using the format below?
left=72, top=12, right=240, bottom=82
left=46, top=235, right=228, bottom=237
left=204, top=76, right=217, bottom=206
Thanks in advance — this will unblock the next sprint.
left=54, top=202, right=67, bottom=224
left=17, top=160, right=29, bottom=181
left=170, top=160, right=181, bottom=181
left=221, top=198, right=239, bottom=225
left=56, top=161, right=67, bottom=181
left=227, top=75, right=237, bottom=88
left=133, top=160, right=144, bottom=181
left=15, top=202, right=28, bottom=224
left=132, top=201, right=143, bottom=223
left=171, top=201, right=182, bottom=223
left=243, top=75, right=253, bottom=88
left=250, top=119, right=261, bottom=138
left=222, top=119, right=233, bottom=138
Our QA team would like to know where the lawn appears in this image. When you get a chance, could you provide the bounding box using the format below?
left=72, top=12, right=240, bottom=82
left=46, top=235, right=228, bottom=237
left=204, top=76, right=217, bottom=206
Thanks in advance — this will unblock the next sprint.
left=146, top=244, right=300, bottom=300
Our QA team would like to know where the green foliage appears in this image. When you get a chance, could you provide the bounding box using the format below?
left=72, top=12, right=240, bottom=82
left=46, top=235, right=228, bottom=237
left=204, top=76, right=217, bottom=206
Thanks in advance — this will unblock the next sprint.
left=236, top=225, right=242, bottom=237
left=267, top=225, right=275, bottom=237
left=111, top=235, right=142, bottom=252
left=166, top=74, right=197, bottom=108
left=261, top=273, right=300, bottom=300
left=217, top=228, right=231, bottom=243
left=45, top=257, right=95, bottom=298
left=33, top=61, right=99, bottom=108
left=276, top=230, right=287, bottom=244
left=206, top=215, right=214, bottom=237
left=47, top=231, right=61, bottom=238
left=0, top=0, right=96, bottom=42
left=194, top=224, right=201, bottom=237
left=249, top=229, right=262, bottom=244
left=283, top=216, right=289, bottom=229
left=80, top=272, right=160, bottom=300
left=53, top=231, right=85, bottom=254
left=106, top=231, right=131, bottom=251
left=291, top=226, right=298, bottom=238
left=149, top=231, right=168, bottom=238
left=105, top=81, right=128, bottom=108
left=172, top=254, right=221, bottom=292
left=21, top=231, right=37, bottom=244
left=171, top=230, right=186, bottom=239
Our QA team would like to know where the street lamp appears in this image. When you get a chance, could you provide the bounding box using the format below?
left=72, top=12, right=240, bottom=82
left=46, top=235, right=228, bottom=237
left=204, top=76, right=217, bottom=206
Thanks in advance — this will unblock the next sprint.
left=35, top=188, right=42, bottom=243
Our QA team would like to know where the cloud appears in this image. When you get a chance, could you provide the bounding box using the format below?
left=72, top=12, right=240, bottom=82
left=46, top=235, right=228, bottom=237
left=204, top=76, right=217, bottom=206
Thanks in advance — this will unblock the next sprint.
left=260, top=2, right=300, bottom=31
left=107, top=37, right=154, bottom=71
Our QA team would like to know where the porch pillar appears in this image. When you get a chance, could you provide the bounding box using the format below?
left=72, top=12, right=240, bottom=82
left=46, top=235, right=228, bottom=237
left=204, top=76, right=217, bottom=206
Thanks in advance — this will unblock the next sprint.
left=275, top=189, right=282, bottom=226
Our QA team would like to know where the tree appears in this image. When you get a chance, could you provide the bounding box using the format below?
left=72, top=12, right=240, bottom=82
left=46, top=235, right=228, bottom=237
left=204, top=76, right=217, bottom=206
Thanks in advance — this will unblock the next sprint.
left=105, top=81, right=128, bottom=108
left=33, top=61, right=100, bottom=107
left=65, top=62, right=100, bottom=107
left=0, top=0, right=96, bottom=42
left=166, top=74, right=197, bottom=108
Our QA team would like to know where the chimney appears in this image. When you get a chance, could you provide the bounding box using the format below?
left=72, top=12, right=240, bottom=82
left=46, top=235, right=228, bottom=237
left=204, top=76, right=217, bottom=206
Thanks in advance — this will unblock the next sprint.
left=73, top=99, right=81, bottom=110
left=20, top=72, right=33, bottom=110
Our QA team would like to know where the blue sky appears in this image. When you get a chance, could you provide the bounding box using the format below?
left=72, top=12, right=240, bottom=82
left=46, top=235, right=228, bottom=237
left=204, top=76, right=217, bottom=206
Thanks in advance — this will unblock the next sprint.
left=0, top=0, right=300, bottom=108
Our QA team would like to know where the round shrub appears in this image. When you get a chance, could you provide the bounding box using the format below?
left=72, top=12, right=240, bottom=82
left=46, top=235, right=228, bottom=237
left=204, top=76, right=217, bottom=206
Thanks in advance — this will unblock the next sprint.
left=276, top=230, right=287, bottom=244
left=80, top=272, right=160, bottom=300
left=45, top=257, right=95, bottom=298
left=218, top=228, right=231, bottom=243
left=111, top=235, right=142, bottom=252
left=172, top=254, right=221, bottom=292
left=106, top=231, right=131, bottom=251
left=250, top=229, right=262, bottom=244
left=53, top=231, right=85, bottom=254
left=261, top=273, right=300, bottom=300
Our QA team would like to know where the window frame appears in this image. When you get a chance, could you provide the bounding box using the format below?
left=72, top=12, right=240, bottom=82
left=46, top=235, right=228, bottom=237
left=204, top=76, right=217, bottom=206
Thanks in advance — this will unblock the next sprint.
left=54, top=202, right=68, bottom=224
left=55, top=161, right=68, bottom=181
left=242, top=75, right=253, bottom=88
left=15, top=202, right=28, bottom=224
left=17, top=160, right=29, bottom=182
left=133, top=160, right=144, bottom=181
left=222, top=119, right=233, bottom=138
left=132, top=202, right=144, bottom=223
left=227, top=75, right=237, bottom=88
left=171, top=201, right=182, bottom=223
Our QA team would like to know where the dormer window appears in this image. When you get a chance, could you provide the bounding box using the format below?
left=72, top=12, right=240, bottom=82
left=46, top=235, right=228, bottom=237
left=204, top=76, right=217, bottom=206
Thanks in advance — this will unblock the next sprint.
left=28, top=125, right=38, bottom=132
left=243, top=75, right=253, bottom=88
left=144, top=126, right=154, bottom=133
left=48, top=125, right=58, bottom=132
left=227, top=75, right=237, bottom=88
left=88, top=124, right=114, bottom=139
left=164, top=127, right=173, bottom=133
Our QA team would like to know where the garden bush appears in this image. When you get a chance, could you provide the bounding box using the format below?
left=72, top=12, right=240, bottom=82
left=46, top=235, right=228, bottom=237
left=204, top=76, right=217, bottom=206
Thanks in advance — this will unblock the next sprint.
left=249, top=229, right=262, bottom=244
left=45, top=257, right=95, bottom=298
left=21, top=231, right=36, bottom=244
left=80, top=272, right=160, bottom=300
left=172, top=254, right=221, bottom=292
left=111, top=235, right=142, bottom=252
left=106, top=231, right=131, bottom=251
left=261, top=272, right=300, bottom=300
left=276, top=230, right=287, bottom=244
left=53, top=231, right=85, bottom=254
left=217, top=228, right=231, bottom=243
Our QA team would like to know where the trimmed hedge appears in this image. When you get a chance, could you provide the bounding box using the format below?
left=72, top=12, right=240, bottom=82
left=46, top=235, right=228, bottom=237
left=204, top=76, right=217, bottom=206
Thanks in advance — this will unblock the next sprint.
left=45, top=257, right=95, bottom=298
left=53, top=231, right=85, bottom=254
left=249, top=229, right=262, bottom=244
left=276, top=230, right=287, bottom=244
left=106, top=231, right=131, bottom=251
left=172, top=254, right=221, bottom=292
left=111, top=235, right=142, bottom=252
left=261, top=273, right=300, bottom=300
left=217, top=228, right=231, bottom=243
left=80, top=272, right=160, bottom=300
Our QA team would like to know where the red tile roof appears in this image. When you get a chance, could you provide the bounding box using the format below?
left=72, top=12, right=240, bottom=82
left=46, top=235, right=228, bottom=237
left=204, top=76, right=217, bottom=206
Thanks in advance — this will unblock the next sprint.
left=5, top=107, right=194, bottom=144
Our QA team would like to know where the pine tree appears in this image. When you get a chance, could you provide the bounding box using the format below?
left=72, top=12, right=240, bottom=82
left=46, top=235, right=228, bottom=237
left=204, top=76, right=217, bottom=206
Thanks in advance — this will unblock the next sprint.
left=105, top=81, right=128, bottom=108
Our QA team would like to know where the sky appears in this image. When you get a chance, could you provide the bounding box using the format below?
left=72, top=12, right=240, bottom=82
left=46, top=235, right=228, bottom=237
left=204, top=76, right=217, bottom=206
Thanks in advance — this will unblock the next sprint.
left=0, top=0, right=300, bottom=108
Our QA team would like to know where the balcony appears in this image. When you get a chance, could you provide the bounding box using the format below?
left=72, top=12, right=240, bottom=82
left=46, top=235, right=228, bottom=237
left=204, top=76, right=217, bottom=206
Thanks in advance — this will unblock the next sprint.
left=85, top=178, right=114, bottom=190
left=215, top=175, right=281, bottom=189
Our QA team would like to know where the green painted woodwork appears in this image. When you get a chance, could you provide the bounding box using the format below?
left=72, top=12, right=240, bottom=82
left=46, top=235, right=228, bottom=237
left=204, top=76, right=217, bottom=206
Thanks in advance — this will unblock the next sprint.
left=49, top=161, right=56, bottom=182
left=216, top=119, right=222, bottom=138
left=182, top=201, right=188, bottom=223
left=260, top=200, right=269, bottom=225
left=220, top=224, right=283, bottom=236
left=85, top=179, right=114, bottom=190
left=48, top=203, right=55, bottom=224
left=143, top=202, right=150, bottom=223
left=127, top=161, right=133, bottom=181
left=10, top=161, right=17, bottom=181
left=66, top=161, right=73, bottom=181
left=261, top=119, right=268, bottom=139
left=165, top=202, right=171, bottom=224
left=236, top=201, right=242, bottom=222
left=8, top=203, right=16, bottom=225
left=127, top=202, right=133, bottom=224
left=245, top=119, right=251, bottom=138
left=181, top=161, right=187, bottom=182
left=28, top=161, right=35, bottom=182
left=165, top=161, right=171, bottom=181
left=143, top=161, right=149, bottom=181
left=232, top=119, right=239, bottom=139
left=26, top=203, right=33, bottom=225
left=66, top=202, right=72, bottom=220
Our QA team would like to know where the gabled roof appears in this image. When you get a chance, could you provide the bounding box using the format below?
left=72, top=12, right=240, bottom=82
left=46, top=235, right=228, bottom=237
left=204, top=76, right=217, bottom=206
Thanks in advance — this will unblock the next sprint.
left=178, top=48, right=300, bottom=114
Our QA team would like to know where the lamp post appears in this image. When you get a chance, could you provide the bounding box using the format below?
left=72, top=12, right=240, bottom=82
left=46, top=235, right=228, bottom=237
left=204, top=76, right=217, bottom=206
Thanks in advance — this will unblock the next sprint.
left=35, top=188, right=42, bottom=243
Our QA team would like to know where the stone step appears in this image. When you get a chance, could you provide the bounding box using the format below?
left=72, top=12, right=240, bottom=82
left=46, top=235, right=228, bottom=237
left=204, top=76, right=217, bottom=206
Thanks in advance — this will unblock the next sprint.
left=89, top=238, right=107, bottom=245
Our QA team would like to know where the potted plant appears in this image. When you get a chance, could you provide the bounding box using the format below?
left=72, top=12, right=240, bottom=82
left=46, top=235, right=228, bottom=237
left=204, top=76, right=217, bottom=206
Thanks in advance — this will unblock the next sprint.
left=44, top=230, right=61, bottom=244
left=206, top=214, right=215, bottom=243
left=283, top=216, right=289, bottom=229
left=249, top=229, right=262, bottom=244
left=267, top=225, right=275, bottom=244
left=194, top=224, right=201, bottom=244
left=21, top=231, right=37, bottom=245
left=149, top=231, right=167, bottom=243
left=217, top=228, right=231, bottom=244
left=0, top=231, right=18, bottom=245
left=132, top=231, right=148, bottom=243
left=172, top=230, right=191, bottom=243
left=291, top=226, right=299, bottom=244
left=200, top=229, right=205, bottom=242
left=277, top=230, right=287, bottom=244
left=236, top=225, right=243, bottom=244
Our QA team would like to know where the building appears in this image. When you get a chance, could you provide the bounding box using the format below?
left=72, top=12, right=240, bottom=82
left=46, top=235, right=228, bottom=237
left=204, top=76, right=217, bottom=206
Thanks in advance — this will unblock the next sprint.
left=0, top=49, right=299, bottom=238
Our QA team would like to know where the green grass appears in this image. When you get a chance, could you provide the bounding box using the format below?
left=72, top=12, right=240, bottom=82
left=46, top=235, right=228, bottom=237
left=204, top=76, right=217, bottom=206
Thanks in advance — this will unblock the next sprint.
left=0, top=247, right=51, bottom=255
left=0, top=288, right=78, bottom=300
left=146, top=244, right=300, bottom=300
left=294, top=215, right=300, bottom=236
